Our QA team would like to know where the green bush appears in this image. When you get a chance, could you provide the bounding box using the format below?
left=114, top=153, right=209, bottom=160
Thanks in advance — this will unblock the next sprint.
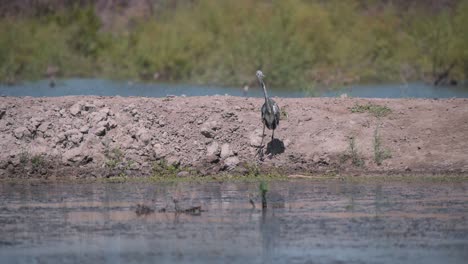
left=1, top=0, right=467, bottom=87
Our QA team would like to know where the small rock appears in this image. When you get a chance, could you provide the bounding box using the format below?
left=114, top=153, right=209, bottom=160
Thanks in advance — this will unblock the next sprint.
left=206, top=141, right=220, bottom=156
left=201, top=127, right=214, bottom=138
left=312, top=155, right=320, bottom=163
left=137, top=128, right=152, bottom=145
left=94, top=126, right=106, bottom=136
left=69, top=102, right=82, bottom=116
left=220, top=143, right=233, bottom=159
left=166, top=156, right=180, bottom=167
left=92, top=112, right=108, bottom=124
left=108, top=119, right=117, bottom=129
left=97, top=120, right=109, bottom=129
left=200, top=121, right=220, bottom=138
left=65, top=129, right=81, bottom=137
left=83, top=103, right=96, bottom=112
left=222, top=112, right=236, bottom=118
left=30, top=117, right=43, bottom=128
left=224, top=156, right=240, bottom=170
left=119, top=136, right=135, bottom=150
left=153, top=143, right=165, bottom=158
left=206, top=154, right=220, bottom=164
left=177, top=171, right=190, bottom=178
left=62, top=147, right=84, bottom=163
left=229, top=125, right=240, bottom=132
left=55, top=132, right=66, bottom=144
left=70, top=133, right=83, bottom=145
left=93, top=100, right=106, bottom=108
left=0, top=109, right=5, bottom=119
left=13, top=127, right=30, bottom=139
left=126, top=104, right=136, bottom=110
left=249, top=129, right=263, bottom=147
left=130, top=108, right=139, bottom=116
left=80, top=125, right=90, bottom=134
left=319, top=156, right=330, bottom=165
left=65, top=129, right=83, bottom=145
left=37, top=122, right=52, bottom=133
left=211, top=121, right=221, bottom=130
left=99, top=107, right=111, bottom=116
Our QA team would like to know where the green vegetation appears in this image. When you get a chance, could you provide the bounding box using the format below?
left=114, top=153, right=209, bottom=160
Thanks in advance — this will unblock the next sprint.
left=373, top=126, right=392, bottom=165
left=104, top=147, right=135, bottom=178
left=259, top=181, right=269, bottom=209
left=19, top=150, right=30, bottom=166
left=104, top=148, right=124, bottom=169
left=16, top=150, right=48, bottom=174
left=350, top=103, right=392, bottom=117
left=30, top=154, right=45, bottom=171
left=245, top=162, right=261, bottom=177
left=341, top=137, right=364, bottom=167
left=152, top=159, right=182, bottom=178
left=280, top=107, right=289, bottom=120
left=2, top=0, right=468, bottom=87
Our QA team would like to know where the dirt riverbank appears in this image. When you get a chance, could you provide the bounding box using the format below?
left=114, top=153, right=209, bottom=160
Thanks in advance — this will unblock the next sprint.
left=0, top=96, right=467, bottom=179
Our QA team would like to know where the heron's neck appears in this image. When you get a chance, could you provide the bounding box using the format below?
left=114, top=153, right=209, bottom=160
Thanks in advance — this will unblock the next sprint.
left=260, top=80, right=270, bottom=108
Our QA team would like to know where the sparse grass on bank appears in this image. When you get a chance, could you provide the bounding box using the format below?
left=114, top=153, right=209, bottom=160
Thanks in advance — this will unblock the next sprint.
left=373, top=126, right=392, bottom=165
left=1, top=172, right=467, bottom=185
left=1, top=0, right=468, bottom=88
left=350, top=103, right=392, bottom=117
left=341, top=137, right=364, bottom=167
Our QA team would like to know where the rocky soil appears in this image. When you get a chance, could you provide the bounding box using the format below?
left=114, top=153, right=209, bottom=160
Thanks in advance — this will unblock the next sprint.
left=0, top=96, right=467, bottom=179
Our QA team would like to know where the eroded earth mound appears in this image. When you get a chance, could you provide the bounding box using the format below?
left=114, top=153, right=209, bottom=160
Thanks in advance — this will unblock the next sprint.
left=0, top=96, right=467, bottom=179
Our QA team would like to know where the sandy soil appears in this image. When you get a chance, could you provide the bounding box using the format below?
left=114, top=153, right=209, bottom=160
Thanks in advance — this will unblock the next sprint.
left=0, top=96, right=467, bottom=179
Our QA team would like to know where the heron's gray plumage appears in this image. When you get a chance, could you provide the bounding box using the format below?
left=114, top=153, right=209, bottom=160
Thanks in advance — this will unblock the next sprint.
left=261, top=99, right=280, bottom=130
left=256, top=70, right=280, bottom=139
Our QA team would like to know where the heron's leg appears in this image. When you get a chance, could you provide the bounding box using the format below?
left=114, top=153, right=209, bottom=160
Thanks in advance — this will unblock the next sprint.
left=260, top=123, right=266, bottom=148
left=271, top=129, right=275, bottom=140
left=255, top=124, right=266, bottom=160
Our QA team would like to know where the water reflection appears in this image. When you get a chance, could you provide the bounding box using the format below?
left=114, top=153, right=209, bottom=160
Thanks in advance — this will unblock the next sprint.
left=0, top=181, right=467, bottom=263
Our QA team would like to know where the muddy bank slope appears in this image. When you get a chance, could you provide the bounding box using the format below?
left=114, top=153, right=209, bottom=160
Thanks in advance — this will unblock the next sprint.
left=0, top=96, right=467, bottom=179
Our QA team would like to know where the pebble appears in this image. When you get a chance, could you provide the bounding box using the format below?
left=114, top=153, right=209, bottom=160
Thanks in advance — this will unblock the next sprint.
left=220, top=143, right=233, bottom=159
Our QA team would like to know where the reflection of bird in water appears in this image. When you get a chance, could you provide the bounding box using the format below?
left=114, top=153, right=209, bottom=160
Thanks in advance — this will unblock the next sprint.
left=256, top=70, right=280, bottom=143
left=243, top=84, right=249, bottom=97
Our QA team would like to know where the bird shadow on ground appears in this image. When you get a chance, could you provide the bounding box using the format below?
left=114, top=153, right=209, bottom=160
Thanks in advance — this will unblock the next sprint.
left=265, top=138, right=285, bottom=156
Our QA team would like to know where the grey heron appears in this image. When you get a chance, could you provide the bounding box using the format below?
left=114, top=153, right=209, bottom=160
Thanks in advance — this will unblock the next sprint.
left=256, top=70, right=280, bottom=145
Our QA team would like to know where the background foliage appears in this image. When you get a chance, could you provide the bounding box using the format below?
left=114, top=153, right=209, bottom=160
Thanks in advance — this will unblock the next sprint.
left=1, top=0, right=467, bottom=88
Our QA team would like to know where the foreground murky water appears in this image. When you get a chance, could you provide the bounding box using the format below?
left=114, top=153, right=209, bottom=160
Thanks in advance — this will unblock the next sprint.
left=0, top=181, right=467, bottom=263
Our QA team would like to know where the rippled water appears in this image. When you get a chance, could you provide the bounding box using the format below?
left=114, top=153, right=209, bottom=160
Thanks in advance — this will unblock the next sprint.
left=1, top=78, right=468, bottom=98
left=0, top=180, right=467, bottom=263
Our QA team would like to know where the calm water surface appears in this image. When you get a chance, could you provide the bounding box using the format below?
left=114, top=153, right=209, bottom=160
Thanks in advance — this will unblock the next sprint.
left=1, top=79, right=468, bottom=98
left=0, top=180, right=467, bottom=263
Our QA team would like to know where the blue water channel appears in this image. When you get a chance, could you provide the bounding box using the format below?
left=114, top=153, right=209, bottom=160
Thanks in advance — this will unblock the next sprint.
left=1, top=78, right=468, bottom=98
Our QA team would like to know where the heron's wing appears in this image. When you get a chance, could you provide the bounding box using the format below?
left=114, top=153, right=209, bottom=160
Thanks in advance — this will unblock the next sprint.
left=273, top=102, right=280, bottom=125
left=261, top=103, right=267, bottom=119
